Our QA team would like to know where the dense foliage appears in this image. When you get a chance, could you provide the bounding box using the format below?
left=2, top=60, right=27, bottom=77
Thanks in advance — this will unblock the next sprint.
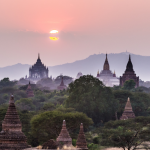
left=101, top=117, right=150, bottom=150
left=0, top=76, right=150, bottom=148
left=65, top=75, right=118, bottom=124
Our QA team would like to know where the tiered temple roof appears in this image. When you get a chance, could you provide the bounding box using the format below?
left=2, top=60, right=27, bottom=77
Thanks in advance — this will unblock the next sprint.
left=56, top=120, right=72, bottom=148
left=0, top=95, right=30, bottom=150
left=26, top=82, right=34, bottom=97
left=76, top=123, right=88, bottom=150
left=120, top=97, right=135, bottom=120
left=120, top=55, right=139, bottom=87
left=29, top=54, right=49, bottom=81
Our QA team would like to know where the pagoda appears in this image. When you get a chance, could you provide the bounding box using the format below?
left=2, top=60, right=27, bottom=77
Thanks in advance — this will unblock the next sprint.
left=76, top=123, right=88, bottom=150
left=120, top=55, right=139, bottom=87
left=97, top=54, right=119, bottom=87
left=28, top=54, right=49, bottom=81
left=120, top=97, right=135, bottom=120
left=26, top=82, right=34, bottom=97
left=56, top=120, right=72, bottom=148
left=57, top=77, right=67, bottom=91
left=0, top=95, right=31, bottom=149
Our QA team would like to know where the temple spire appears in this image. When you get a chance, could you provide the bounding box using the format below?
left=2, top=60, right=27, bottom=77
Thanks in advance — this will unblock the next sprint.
left=0, top=95, right=31, bottom=149
left=120, top=97, right=135, bottom=120
left=76, top=123, right=88, bottom=150
left=38, top=53, right=40, bottom=59
left=56, top=120, right=72, bottom=148
left=103, top=53, right=110, bottom=70
left=126, top=54, right=133, bottom=72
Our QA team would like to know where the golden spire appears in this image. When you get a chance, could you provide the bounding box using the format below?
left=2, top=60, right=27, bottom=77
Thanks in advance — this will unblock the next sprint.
left=114, top=70, right=115, bottom=74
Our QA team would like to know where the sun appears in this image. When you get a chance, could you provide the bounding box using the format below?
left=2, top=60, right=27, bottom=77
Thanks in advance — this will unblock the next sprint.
left=50, top=30, right=58, bottom=33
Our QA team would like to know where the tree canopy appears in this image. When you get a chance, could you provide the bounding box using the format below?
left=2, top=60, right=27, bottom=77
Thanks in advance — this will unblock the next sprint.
left=101, top=116, right=150, bottom=150
left=30, top=110, right=93, bottom=145
left=65, top=75, right=119, bottom=124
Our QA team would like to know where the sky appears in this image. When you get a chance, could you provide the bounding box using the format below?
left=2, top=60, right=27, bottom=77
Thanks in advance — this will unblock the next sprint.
left=0, top=0, right=150, bottom=67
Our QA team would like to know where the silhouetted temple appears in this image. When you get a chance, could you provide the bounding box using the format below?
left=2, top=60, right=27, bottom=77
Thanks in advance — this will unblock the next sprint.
left=0, top=95, right=30, bottom=150
left=26, top=82, right=34, bottom=97
left=57, top=77, right=67, bottom=91
left=29, top=54, right=48, bottom=82
left=120, top=97, right=135, bottom=120
left=120, top=55, right=139, bottom=87
left=56, top=120, right=72, bottom=148
left=76, top=123, right=88, bottom=150
left=97, top=54, right=119, bottom=87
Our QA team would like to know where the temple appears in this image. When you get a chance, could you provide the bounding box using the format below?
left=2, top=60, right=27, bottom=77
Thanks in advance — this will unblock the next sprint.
left=0, top=95, right=30, bottom=149
left=97, top=54, right=119, bottom=87
left=57, top=77, right=67, bottom=91
left=28, top=54, right=49, bottom=82
left=56, top=120, right=72, bottom=148
left=120, top=97, right=135, bottom=120
left=76, top=72, right=83, bottom=79
left=120, top=55, right=139, bottom=87
left=76, top=123, right=88, bottom=150
left=26, top=82, right=34, bottom=97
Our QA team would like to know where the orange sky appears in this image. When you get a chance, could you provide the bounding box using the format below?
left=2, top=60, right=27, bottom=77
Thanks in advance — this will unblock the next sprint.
left=0, top=0, right=150, bottom=67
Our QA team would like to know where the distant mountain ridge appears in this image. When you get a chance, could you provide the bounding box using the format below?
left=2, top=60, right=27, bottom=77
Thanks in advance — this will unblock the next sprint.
left=0, top=52, right=150, bottom=81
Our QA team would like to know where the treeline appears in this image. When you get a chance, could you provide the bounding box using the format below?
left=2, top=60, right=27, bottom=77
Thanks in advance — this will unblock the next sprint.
left=0, top=76, right=150, bottom=149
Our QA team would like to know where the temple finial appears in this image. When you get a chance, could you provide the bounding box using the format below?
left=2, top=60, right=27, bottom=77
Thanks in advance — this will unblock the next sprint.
left=38, top=53, right=40, bottom=59
left=128, top=97, right=130, bottom=101
left=129, top=54, right=131, bottom=61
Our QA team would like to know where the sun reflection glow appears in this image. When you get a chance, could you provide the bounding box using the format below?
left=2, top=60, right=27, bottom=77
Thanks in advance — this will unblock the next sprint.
left=49, top=37, right=59, bottom=40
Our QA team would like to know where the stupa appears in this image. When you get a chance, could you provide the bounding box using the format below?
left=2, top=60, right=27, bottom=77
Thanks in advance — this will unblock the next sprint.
left=120, top=97, right=135, bottom=120
left=26, top=82, right=34, bottom=97
left=0, top=95, right=31, bottom=149
left=56, top=120, right=72, bottom=148
left=76, top=123, right=88, bottom=150
left=57, top=77, right=67, bottom=91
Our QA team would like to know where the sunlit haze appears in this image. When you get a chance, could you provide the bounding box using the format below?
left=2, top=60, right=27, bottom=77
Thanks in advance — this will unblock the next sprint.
left=0, top=0, right=150, bottom=67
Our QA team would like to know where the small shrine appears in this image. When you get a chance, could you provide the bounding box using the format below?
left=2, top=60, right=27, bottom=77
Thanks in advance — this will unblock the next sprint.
left=57, top=77, right=67, bottom=91
left=120, top=97, right=135, bottom=120
left=76, top=123, right=88, bottom=150
left=26, top=81, right=34, bottom=97
left=56, top=120, right=72, bottom=148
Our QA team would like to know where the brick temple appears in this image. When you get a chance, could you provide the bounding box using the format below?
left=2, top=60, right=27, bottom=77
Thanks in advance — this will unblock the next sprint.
left=0, top=95, right=30, bottom=150
left=56, top=120, right=72, bottom=148
left=76, top=123, right=88, bottom=150
left=26, top=82, right=34, bottom=97
left=120, top=97, right=135, bottom=120
left=120, top=55, right=139, bottom=87
left=57, top=77, right=67, bottom=91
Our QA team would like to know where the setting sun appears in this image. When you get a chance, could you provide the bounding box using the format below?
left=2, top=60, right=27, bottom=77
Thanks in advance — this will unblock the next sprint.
left=50, top=30, right=58, bottom=33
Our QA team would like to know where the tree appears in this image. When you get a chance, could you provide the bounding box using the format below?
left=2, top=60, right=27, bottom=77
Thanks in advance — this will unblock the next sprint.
left=101, top=117, right=150, bottom=150
left=0, top=78, right=17, bottom=88
left=30, top=111, right=93, bottom=145
left=15, top=98, right=35, bottom=111
left=42, top=102, right=56, bottom=111
left=65, top=75, right=118, bottom=124
left=113, top=90, right=150, bottom=118
left=123, top=79, right=136, bottom=90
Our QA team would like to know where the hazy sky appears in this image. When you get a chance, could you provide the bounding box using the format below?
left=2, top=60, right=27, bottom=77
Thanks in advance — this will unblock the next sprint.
left=0, top=0, right=150, bottom=67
